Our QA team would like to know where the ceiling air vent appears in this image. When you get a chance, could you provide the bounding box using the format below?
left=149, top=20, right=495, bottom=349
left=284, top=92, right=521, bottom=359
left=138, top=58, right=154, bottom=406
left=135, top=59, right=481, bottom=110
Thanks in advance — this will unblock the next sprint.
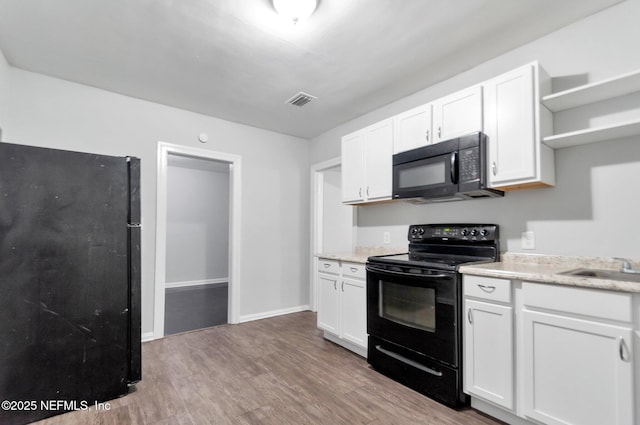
left=286, top=91, right=317, bottom=107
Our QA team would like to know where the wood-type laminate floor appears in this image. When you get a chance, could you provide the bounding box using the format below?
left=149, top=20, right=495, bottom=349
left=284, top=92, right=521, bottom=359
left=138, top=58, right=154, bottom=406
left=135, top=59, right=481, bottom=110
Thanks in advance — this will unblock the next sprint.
left=34, top=311, right=503, bottom=425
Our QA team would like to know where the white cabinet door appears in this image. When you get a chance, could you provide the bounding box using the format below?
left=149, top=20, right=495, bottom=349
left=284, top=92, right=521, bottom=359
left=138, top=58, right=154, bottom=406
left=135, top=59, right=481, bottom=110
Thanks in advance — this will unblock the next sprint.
left=432, top=85, right=483, bottom=143
left=483, top=62, right=555, bottom=189
left=522, top=310, right=634, bottom=425
left=484, top=64, right=536, bottom=186
left=341, top=130, right=365, bottom=203
left=363, top=118, right=393, bottom=201
left=340, top=276, right=367, bottom=349
left=393, top=103, right=432, bottom=153
left=317, top=273, right=339, bottom=335
left=341, top=119, right=393, bottom=204
left=464, top=299, right=514, bottom=409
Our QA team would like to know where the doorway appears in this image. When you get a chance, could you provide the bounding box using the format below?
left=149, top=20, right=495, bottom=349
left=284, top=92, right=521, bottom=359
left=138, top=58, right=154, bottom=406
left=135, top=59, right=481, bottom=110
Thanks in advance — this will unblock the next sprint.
left=310, top=158, right=355, bottom=311
left=154, top=142, right=242, bottom=339
left=164, top=155, right=229, bottom=335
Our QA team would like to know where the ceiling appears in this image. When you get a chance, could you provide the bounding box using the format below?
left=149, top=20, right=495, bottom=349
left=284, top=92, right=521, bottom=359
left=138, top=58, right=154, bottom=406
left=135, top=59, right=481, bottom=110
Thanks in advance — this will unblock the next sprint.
left=0, top=0, right=623, bottom=139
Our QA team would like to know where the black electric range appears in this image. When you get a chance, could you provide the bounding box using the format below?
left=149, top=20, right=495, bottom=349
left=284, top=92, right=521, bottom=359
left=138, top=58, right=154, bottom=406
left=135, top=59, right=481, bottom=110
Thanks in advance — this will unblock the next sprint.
left=366, top=224, right=499, bottom=408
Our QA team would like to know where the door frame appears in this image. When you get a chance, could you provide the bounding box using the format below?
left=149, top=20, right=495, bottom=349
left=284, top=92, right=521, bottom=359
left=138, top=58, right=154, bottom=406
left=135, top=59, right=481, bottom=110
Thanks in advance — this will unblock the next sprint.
left=154, top=142, right=242, bottom=339
left=310, top=156, right=344, bottom=312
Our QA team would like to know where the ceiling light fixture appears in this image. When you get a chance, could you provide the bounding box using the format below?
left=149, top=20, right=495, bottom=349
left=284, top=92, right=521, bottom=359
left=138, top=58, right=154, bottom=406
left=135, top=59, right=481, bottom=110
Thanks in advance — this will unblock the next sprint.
left=273, top=0, right=318, bottom=24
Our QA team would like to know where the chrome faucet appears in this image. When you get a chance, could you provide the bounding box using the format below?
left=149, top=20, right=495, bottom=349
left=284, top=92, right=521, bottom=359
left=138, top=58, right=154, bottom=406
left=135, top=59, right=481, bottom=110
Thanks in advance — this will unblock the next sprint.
left=613, top=257, right=640, bottom=275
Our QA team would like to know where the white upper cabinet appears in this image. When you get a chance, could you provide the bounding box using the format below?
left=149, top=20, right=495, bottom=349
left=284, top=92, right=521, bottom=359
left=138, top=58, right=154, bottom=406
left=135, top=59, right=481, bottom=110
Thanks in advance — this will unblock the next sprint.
left=341, top=61, right=566, bottom=203
left=341, top=131, right=366, bottom=203
left=483, top=62, right=555, bottom=190
left=432, top=85, right=483, bottom=143
left=393, top=103, right=432, bottom=153
left=341, top=118, right=393, bottom=204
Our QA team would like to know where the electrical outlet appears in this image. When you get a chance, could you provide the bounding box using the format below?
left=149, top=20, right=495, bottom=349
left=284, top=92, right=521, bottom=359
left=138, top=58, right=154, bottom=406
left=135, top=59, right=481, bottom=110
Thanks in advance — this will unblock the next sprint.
left=521, top=231, right=535, bottom=250
left=383, top=232, right=390, bottom=244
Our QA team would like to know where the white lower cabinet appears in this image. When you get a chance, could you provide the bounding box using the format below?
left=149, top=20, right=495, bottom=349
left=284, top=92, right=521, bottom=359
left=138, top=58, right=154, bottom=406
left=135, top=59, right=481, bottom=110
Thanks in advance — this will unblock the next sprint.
left=463, top=276, right=514, bottom=410
left=316, top=258, right=367, bottom=356
left=340, top=276, right=367, bottom=348
left=463, top=276, right=638, bottom=425
left=522, top=282, right=635, bottom=425
left=465, top=299, right=514, bottom=409
left=317, top=271, right=339, bottom=334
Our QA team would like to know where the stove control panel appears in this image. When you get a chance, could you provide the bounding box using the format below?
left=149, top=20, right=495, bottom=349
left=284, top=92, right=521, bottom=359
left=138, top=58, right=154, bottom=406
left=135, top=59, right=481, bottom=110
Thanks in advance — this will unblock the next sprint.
left=408, top=224, right=498, bottom=242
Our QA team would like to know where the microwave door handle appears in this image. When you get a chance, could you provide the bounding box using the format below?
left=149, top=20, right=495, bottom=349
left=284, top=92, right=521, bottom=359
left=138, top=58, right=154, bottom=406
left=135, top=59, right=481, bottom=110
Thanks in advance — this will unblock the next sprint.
left=450, top=151, right=458, bottom=184
left=366, top=265, right=449, bottom=279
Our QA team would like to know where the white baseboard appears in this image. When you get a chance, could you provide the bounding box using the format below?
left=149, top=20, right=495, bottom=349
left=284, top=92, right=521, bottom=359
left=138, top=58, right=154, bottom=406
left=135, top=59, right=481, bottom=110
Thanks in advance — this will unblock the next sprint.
left=141, top=332, right=156, bottom=343
left=239, top=305, right=310, bottom=323
left=144, top=305, right=310, bottom=341
left=165, top=278, right=228, bottom=289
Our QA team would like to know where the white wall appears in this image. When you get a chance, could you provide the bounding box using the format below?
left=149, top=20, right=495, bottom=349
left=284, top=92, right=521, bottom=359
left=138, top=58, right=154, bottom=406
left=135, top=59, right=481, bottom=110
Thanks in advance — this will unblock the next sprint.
left=310, top=0, right=640, bottom=259
left=166, top=157, right=229, bottom=284
left=0, top=49, right=9, bottom=138
left=2, top=66, right=311, bottom=334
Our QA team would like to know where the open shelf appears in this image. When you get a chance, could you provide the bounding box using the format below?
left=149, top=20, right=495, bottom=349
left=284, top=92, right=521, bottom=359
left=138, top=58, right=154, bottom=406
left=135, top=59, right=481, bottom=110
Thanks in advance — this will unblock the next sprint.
left=542, top=118, right=640, bottom=149
left=542, top=69, right=640, bottom=112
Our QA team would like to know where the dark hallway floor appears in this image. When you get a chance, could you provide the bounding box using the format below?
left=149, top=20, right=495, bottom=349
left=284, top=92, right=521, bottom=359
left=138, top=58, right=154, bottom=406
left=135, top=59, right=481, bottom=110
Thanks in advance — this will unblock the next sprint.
left=164, top=283, right=228, bottom=335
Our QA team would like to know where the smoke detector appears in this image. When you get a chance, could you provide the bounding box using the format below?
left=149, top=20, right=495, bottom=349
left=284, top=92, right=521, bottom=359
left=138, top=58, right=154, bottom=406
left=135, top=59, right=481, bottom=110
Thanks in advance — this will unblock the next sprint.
left=285, top=92, right=317, bottom=107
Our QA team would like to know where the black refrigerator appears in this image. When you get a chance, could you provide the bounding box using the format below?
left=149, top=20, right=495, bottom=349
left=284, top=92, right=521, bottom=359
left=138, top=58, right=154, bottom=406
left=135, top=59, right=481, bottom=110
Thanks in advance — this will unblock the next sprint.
left=0, top=142, right=141, bottom=425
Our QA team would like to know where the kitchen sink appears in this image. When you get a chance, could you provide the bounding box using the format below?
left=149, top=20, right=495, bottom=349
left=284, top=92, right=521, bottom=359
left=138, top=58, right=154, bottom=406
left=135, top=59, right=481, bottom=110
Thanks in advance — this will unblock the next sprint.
left=559, top=268, right=640, bottom=283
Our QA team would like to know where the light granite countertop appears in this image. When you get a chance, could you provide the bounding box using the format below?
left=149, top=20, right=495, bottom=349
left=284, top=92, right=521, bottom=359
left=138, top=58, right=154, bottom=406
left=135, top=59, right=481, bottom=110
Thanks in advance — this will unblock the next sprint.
left=316, top=246, right=407, bottom=264
left=459, top=253, right=640, bottom=293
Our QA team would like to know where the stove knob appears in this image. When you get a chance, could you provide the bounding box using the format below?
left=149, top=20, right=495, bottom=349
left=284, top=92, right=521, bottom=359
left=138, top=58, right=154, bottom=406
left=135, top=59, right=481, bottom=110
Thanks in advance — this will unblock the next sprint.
left=418, top=227, right=425, bottom=235
left=470, top=229, right=479, bottom=236
left=461, top=229, right=469, bottom=236
left=481, top=229, right=489, bottom=236
left=411, top=227, right=418, bottom=235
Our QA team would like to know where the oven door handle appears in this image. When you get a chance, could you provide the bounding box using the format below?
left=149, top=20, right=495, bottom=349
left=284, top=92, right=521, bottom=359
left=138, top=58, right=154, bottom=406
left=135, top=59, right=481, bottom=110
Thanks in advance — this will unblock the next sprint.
left=375, top=345, right=443, bottom=377
left=366, top=265, right=449, bottom=279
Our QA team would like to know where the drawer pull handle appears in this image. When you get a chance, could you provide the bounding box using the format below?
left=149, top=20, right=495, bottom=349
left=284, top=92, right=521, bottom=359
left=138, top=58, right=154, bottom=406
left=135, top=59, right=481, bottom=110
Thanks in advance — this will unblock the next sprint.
left=619, top=337, right=629, bottom=361
left=323, top=263, right=331, bottom=268
left=467, top=308, right=473, bottom=324
left=350, top=267, right=358, bottom=272
left=478, top=284, right=496, bottom=293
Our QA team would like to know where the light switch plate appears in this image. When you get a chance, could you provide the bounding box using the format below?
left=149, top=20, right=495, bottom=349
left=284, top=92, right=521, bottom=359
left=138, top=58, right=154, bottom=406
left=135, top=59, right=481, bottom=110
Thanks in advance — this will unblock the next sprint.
left=521, top=231, right=535, bottom=250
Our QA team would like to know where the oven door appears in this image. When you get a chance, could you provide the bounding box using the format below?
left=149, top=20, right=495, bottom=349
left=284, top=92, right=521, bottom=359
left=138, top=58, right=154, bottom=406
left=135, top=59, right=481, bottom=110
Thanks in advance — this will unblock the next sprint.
left=366, top=262, right=459, bottom=366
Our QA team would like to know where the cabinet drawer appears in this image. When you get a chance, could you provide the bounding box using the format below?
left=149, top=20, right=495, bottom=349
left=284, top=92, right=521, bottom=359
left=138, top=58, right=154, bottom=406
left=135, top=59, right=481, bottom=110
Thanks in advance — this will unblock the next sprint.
left=317, top=259, right=340, bottom=275
left=464, top=276, right=511, bottom=303
left=522, top=281, right=632, bottom=323
left=341, top=262, right=366, bottom=280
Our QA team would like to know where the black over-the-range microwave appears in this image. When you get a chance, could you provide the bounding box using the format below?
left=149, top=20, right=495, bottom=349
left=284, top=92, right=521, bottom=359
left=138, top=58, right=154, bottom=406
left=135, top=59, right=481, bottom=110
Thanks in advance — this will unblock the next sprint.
left=392, top=132, right=504, bottom=203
